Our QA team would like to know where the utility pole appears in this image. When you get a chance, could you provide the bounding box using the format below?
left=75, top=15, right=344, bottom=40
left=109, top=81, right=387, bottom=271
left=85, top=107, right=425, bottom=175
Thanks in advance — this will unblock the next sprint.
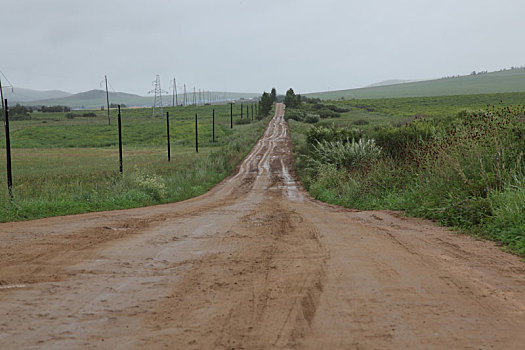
left=3, top=98, right=13, bottom=198
left=195, top=113, right=198, bottom=153
left=184, top=84, right=187, bottom=106
left=230, top=103, right=233, bottom=129
left=172, top=77, right=176, bottom=107
left=0, top=77, right=5, bottom=120
left=166, top=111, right=171, bottom=161
left=117, top=105, right=123, bottom=173
left=175, top=78, right=178, bottom=106
left=105, top=75, right=111, bottom=125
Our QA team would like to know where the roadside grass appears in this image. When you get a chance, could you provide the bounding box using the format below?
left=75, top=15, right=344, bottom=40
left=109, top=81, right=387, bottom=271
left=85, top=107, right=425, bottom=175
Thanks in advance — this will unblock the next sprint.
left=0, top=104, right=268, bottom=222
left=288, top=93, right=525, bottom=256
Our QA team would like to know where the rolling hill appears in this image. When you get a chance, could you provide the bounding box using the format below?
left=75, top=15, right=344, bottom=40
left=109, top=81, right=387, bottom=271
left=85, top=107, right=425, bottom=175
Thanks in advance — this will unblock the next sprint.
left=21, top=90, right=259, bottom=109
left=3, top=87, right=71, bottom=103
left=307, top=67, right=525, bottom=100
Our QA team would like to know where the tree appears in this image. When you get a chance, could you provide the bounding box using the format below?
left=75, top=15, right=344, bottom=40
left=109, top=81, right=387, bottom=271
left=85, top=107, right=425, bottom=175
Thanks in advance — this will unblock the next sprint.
left=260, top=92, right=273, bottom=117
left=284, top=88, right=300, bottom=108
left=270, top=88, right=277, bottom=103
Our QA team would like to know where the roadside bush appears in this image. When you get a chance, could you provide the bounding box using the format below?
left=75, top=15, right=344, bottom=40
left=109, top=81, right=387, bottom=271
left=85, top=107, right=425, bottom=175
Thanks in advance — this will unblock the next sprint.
left=325, top=105, right=350, bottom=113
left=375, top=119, right=437, bottom=159
left=285, top=109, right=305, bottom=122
left=353, top=119, right=369, bottom=126
left=304, top=114, right=320, bottom=124
left=306, top=125, right=364, bottom=146
left=235, top=118, right=251, bottom=125
left=306, top=138, right=382, bottom=171
left=318, top=108, right=341, bottom=119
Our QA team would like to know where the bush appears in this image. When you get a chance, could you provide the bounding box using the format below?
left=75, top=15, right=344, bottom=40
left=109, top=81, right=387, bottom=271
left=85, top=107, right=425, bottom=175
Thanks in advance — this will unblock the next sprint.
left=375, top=119, right=437, bottom=159
left=82, top=112, right=97, bottom=118
left=318, top=108, right=341, bottom=119
left=66, top=113, right=75, bottom=119
left=235, top=118, right=251, bottom=125
left=304, top=114, right=320, bottom=124
left=285, top=109, right=305, bottom=122
left=306, top=138, right=382, bottom=171
left=325, top=105, right=350, bottom=113
left=306, top=125, right=364, bottom=145
left=353, top=119, right=369, bottom=126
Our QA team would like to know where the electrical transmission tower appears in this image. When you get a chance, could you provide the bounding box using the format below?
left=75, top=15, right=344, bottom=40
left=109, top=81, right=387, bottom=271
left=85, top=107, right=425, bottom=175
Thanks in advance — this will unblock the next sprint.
left=148, top=75, right=168, bottom=117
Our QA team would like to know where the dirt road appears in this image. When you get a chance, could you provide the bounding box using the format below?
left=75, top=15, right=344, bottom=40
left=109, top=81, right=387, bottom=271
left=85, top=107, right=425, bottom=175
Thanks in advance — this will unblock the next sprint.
left=1, top=103, right=524, bottom=349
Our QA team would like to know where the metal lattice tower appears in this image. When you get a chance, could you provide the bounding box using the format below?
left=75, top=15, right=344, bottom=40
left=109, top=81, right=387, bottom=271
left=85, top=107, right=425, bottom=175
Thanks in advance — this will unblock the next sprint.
left=148, top=75, right=167, bottom=117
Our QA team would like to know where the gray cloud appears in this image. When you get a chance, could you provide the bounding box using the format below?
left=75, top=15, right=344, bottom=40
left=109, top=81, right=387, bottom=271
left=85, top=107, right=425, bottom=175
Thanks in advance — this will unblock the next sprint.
left=2, top=0, right=525, bottom=95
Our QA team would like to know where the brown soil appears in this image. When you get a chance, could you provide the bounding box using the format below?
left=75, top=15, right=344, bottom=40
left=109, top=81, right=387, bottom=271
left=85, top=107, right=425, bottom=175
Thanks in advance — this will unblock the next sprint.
left=1, top=103, right=524, bottom=349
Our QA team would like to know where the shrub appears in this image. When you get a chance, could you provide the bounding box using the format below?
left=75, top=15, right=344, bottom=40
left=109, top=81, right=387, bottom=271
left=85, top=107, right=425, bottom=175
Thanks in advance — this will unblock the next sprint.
left=304, top=114, right=320, bottom=124
left=353, top=119, right=369, bottom=126
left=325, top=105, right=350, bottom=113
left=234, top=118, right=251, bottom=125
left=306, top=138, right=382, bottom=170
left=318, top=108, right=341, bottom=119
left=130, top=171, right=167, bottom=201
left=306, top=125, right=364, bottom=145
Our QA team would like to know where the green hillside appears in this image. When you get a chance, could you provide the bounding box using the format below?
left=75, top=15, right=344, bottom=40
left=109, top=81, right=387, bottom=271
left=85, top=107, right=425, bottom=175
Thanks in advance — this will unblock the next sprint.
left=307, top=67, right=525, bottom=100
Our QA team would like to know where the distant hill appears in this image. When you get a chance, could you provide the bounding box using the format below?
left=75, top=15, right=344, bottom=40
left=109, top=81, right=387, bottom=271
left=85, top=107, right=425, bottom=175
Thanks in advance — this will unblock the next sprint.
left=29, top=90, right=153, bottom=109
left=365, top=79, right=413, bottom=88
left=307, top=67, right=525, bottom=100
left=3, top=88, right=71, bottom=103
left=23, top=89, right=259, bottom=109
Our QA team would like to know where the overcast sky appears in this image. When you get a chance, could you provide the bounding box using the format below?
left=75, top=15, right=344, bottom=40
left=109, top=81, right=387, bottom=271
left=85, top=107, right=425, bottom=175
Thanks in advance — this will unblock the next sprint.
left=2, top=0, right=525, bottom=95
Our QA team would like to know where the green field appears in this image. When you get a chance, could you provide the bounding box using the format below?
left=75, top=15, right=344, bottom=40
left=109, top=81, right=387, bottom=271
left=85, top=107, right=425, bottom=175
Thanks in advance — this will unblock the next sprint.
left=287, top=92, right=525, bottom=256
left=0, top=103, right=266, bottom=222
left=306, top=67, right=525, bottom=100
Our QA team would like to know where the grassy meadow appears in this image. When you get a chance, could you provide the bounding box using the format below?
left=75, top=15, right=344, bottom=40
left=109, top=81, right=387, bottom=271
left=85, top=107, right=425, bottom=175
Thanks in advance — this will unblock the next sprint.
left=287, top=92, right=525, bottom=256
left=0, top=103, right=266, bottom=222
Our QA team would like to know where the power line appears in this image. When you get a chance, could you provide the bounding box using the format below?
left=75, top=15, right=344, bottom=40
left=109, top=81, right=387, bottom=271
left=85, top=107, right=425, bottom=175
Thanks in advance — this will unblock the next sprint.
left=148, top=75, right=168, bottom=117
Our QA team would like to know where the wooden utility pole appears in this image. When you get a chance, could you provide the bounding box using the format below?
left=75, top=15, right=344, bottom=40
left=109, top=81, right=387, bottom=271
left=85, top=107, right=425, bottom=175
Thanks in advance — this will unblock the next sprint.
left=195, top=114, right=198, bottom=153
left=0, top=77, right=5, bottom=118
left=118, top=105, right=123, bottom=173
left=166, top=112, right=171, bottom=161
left=3, top=98, right=13, bottom=198
left=105, top=75, right=111, bottom=125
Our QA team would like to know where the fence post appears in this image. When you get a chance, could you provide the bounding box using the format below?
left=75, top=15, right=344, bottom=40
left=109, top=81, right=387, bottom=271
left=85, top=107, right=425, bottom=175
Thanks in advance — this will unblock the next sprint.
left=230, top=103, right=233, bottom=129
left=118, top=105, right=123, bottom=173
left=3, top=99, right=13, bottom=198
left=241, top=103, right=243, bottom=119
left=251, top=104, right=254, bottom=121
left=195, top=113, right=198, bottom=153
left=166, top=111, right=171, bottom=161
left=212, top=109, right=215, bottom=142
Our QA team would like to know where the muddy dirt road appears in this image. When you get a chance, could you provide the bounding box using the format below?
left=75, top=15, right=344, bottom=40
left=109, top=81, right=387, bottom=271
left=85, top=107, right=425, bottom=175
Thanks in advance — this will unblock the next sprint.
left=1, top=103, right=524, bottom=349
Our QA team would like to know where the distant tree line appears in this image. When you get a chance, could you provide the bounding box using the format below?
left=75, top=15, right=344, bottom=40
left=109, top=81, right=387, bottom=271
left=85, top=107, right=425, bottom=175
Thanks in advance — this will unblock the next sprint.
left=38, top=105, right=71, bottom=113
